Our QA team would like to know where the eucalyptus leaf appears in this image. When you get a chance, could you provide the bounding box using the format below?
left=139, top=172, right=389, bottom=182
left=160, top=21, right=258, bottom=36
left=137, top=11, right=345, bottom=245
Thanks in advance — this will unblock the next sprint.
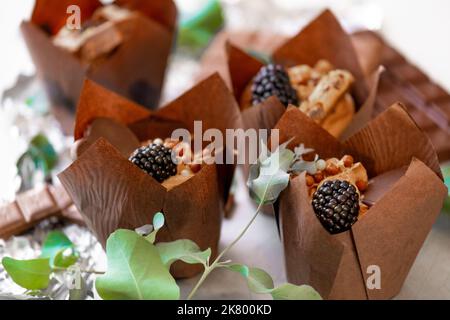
left=246, top=268, right=275, bottom=294
left=178, top=0, right=224, bottom=51
left=247, top=145, right=295, bottom=205
left=294, top=144, right=314, bottom=159
left=226, top=264, right=321, bottom=300
left=444, top=170, right=450, bottom=189
left=227, top=264, right=274, bottom=294
left=135, top=224, right=153, bottom=236
left=2, top=257, right=51, bottom=290
left=256, top=140, right=271, bottom=163
left=290, top=155, right=319, bottom=175
left=96, top=229, right=179, bottom=300
left=145, top=212, right=165, bottom=244
left=247, top=162, right=260, bottom=185
left=153, top=212, right=165, bottom=229
left=40, top=231, right=77, bottom=268
left=156, top=240, right=211, bottom=268
left=30, top=133, right=58, bottom=170
left=53, top=248, right=79, bottom=269
left=248, top=165, right=290, bottom=205
left=247, top=49, right=272, bottom=64
left=259, top=148, right=295, bottom=175
left=271, top=283, right=322, bottom=300
left=443, top=165, right=450, bottom=213
left=226, top=264, right=249, bottom=278
left=16, top=134, right=58, bottom=189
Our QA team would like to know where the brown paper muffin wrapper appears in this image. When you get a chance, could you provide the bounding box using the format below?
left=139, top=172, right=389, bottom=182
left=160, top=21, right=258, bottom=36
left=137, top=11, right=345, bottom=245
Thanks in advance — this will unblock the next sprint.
left=274, top=104, right=447, bottom=299
left=58, top=74, right=241, bottom=278
left=200, top=27, right=450, bottom=162
left=225, top=10, right=374, bottom=135
left=21, top=0, right=177, bottom=126
left=223, top=10, right=381, bottom=216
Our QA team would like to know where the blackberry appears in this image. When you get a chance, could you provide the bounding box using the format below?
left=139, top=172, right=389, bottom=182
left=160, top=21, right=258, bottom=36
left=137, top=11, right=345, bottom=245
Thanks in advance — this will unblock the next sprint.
left=129, top=143, right=177, bottom=182
left=311, top=179, right=360, bottom=234
left=251, top=64, right=299, bottom=107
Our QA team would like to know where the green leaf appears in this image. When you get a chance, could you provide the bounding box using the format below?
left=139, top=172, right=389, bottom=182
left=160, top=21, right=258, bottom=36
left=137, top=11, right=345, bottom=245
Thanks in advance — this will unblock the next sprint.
left=443, top=165, right=450, bottom=214
left=40, top=231, right=77, bottom=268
left=178, top=0, right=224, bottom=51
left=53, top=248, right=79, bottom=269
left=17, top=134, right=58, bottom=185
left=247, top=49, right=272, bottom=64
left=248, top=163, right=290, bottom=205
left=2, top=257, right=51, bottom=290
left=96, top=229, right=179, bottom=300
left=246, top=268, right=274, bottom=294
left=227, top=264, right=249, bottom=278
left=258, top=147, right=295, bottom=177
left=156, top=240, right=211, bottom=268
left=227, top=264, right=274, bottom=294
left=145, top=212, right=165, bottom=244
left=247, top=143, right=295, bottom=205
left=30, top=134, right=58, bottom=170
left=135, top=224, right=153, bottom=236
left=271, top=283, right=322, bottom=300
left=293, top=144, right=315, bottom=158
left=442, top=165, right=450, bottom=196
left=153, top=212, right=164, bottom=230
left=226, top=264, right=321, bottom=300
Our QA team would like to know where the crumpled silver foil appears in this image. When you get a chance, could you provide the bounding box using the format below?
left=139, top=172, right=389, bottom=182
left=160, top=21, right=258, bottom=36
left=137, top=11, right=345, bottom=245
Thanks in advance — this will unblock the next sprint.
left=0, top=218, right=106, bottom=300
left=1, top=73, right=106, bottom=300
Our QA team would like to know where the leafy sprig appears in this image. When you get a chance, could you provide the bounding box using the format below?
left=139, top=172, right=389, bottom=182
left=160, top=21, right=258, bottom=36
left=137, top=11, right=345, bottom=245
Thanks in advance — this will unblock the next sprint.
left=1, top=142, right=322, bottom=300
left=247, top=141, right=323, bottom=205
left=2, top=231, right=79, bottom=292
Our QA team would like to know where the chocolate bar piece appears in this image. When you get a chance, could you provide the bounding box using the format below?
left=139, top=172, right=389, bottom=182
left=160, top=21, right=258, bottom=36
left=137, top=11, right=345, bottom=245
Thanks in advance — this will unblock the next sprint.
left=48, top=183, right=73, bottom=210
left=0, top=202, right=27, bottom=239
left=15, top=186, right=58, bottom=222
left=354, top=31, right=450, bottom=161
left=0, top=183, right=77, bottom=240
left=389, top=64, right=428, bottom=84
left=61, top=205, right=85, bottom=226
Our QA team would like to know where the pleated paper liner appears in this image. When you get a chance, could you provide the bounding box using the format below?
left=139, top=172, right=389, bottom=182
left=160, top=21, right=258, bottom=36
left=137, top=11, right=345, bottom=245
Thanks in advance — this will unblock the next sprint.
left=239, top=65, right=380, bottom=214
left=223, top=10, right=381, bottom=214
left=21, top=0, right=177, bottom=131
left=238, top=64, right=379, bottom=216
left=59, top=74, right=242, bottom=278
left=225, top=9, right=372, bottom=128
left=274, top=104, right=446, bottom=299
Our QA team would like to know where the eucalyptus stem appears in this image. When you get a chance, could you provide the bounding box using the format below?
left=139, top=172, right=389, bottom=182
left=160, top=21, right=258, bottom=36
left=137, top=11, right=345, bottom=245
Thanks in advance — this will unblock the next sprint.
left=186, top=162, right=276, bottom=300
left=187, top=199, right=265, bottom=300
left=80, top=269, right=105, bottom=275
left=51, top=266, right=104, bottom=275
left=186, top=265, right=212, bottom=300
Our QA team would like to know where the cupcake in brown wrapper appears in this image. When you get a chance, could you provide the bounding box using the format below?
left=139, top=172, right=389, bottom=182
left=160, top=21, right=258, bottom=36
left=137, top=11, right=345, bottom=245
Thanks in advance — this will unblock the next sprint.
left=21, top=0, right=177, bottom=129
left=274, top=104, right=446, bottom=299
left=226, top=10, right=379, bottom=141
left=58, top=74, right=241, bottom=278
left=222, top=10, right=382, bottom=216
